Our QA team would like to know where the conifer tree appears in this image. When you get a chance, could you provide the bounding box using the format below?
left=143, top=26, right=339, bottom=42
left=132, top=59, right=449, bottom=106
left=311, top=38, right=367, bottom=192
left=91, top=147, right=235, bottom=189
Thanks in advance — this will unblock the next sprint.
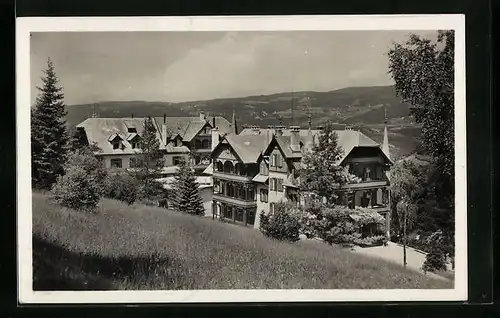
left=171, top=157, right=205, bottom=215
left=31, top=58, right=70, bottom=189
left=300, top=123, right=359, bottom=204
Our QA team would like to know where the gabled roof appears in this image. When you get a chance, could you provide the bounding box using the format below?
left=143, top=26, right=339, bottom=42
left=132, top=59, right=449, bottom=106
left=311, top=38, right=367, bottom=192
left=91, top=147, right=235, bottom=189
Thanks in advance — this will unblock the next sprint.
left=243, top=127, right=392, bottom=166
left=153, top=116, right=232, bottom=142
left=213, top=134, right=269, bottom=164
left=77, top=117, right=161, bottom=155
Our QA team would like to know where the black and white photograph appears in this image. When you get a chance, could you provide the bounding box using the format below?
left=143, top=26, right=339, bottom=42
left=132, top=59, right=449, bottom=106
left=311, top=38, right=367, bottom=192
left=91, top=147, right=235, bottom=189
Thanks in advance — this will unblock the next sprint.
left=16, top=15, right=467, bottom=303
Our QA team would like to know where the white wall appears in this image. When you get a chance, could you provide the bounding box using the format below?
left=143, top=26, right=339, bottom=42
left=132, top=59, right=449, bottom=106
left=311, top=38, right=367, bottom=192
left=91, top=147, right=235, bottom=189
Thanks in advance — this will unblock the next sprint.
left=198, top=186, right=213, bottom=217
left=255, top=183, right=270, bottom=229
left=101, top=154, right=135, bottom=169
left=268, top=170, right=287, bottom=204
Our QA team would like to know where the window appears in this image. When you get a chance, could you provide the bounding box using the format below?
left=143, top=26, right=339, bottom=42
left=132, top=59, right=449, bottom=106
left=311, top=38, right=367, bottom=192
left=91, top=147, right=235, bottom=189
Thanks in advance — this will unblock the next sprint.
left=131, top=140, right=141, bottom=149
left=270, top=154, right=276, bottom=167
left=173, top=156, right=183, bottom=165
left=270, top=202, right=276, bottom=213
left=260, top=161, right=269, bottom=175
left=110, top=158, right=122, bottom=168
left=276, top=178, right=283, bottom=192
left=246, top=210, right=256, bottom=225
left=202, top=139, right=210, bottom=149
left=269, top=178, right=276, bottom=191
left=130, top=157, right=140, bottom=168
left=214, top=179, right=221, bottom=193
left=127, top=127, right=137, bottom=133
left=216, top=161, right=223, bottom=172
left=260, top=189, right=268, bottom=202
left=112, top=140, right=121, bottom=150
left=223, top=206, right=233, bottom=219
left=235, top=208, right=244, bottom=222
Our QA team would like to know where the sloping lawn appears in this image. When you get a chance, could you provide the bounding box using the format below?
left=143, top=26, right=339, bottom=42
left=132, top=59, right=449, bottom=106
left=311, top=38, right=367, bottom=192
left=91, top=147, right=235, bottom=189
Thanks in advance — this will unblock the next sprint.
left=32, top=192, right=452, bottom=290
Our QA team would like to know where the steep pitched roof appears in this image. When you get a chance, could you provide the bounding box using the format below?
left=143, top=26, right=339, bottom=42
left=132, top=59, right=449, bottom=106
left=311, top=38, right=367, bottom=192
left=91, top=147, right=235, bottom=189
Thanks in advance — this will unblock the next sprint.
left=216, top=134, right=270, bottom=164
left=77, top=117, right=162, bottom=155
left=153, top=116, right=232, bottom=142
left=244, top=128, right=390, bottom=165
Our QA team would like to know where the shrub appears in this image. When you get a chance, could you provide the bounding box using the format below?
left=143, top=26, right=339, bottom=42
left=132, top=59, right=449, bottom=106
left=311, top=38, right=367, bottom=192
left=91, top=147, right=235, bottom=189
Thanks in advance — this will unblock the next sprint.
left=137, top=179, right=167, bottom=206
left=422, top=248, right=447, bottom=272
left=259, top=202, right=300, bottom=242
left=302, top=201, right=361, bottom=245
left=422, top=230, right=449, bottom=272
left=354, top=235, right=388, bottom=247
left=102, top=170, right=139, bottom=205
left=51, top=148, right=106, bottom=211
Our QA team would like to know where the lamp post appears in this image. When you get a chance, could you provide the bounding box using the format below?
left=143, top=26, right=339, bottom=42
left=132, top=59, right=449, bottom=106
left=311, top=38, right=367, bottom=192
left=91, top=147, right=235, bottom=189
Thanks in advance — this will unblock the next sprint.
left=403, top=201, right=407, bottom=267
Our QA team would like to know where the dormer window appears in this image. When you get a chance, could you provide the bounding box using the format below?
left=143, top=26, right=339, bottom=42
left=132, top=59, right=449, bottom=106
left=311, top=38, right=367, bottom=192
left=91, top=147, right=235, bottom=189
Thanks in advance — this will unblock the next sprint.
left=112, top=140, right=121, bottom=150
left=127, top=127, right=137, bottom=133
left=109, top=134, right=124, bottom=150
left=131, top=140, right=141, bottom=149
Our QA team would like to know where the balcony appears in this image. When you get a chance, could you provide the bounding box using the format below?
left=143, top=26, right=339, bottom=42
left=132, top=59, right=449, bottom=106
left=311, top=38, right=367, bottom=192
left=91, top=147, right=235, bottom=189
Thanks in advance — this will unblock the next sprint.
left=213, top=171, right=253, bottom=183
left=192, top=148, right=212, bottom=153
left=341, top=180, right=389, bottom=190
left=213, top=193, right=257, bottom=208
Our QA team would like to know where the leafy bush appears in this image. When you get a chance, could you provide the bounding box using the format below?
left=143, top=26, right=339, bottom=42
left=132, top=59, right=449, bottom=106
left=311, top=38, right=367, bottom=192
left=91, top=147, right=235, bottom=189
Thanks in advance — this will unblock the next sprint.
left=51, top=147, right=106, bottom=211
left=301, top=201, right=361, bottom=245
left=102, top=170, right=139, bottom=205
left=422, top=248, right=447, bottom=272
left=422, top=230, right=449, bottom=272
left=259, top=202, right=301, bottom=242
left=136, top=179, right=165, bottom=205
left=354, top=235, right=388, bottom=247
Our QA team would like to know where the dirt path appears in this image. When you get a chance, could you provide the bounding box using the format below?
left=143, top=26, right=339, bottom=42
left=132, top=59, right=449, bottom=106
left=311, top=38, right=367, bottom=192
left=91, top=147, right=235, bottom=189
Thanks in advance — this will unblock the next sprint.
left=351, top=242, right=452, bottom=282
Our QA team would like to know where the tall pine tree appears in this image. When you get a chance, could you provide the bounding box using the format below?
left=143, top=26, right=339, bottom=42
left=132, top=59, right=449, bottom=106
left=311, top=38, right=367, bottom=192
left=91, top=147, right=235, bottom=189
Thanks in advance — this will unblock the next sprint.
left=171, top=157, right=205, bottom=216
left=133, top=116, right=163, bottom=200
left=300, top=123, right=360, bottom=204
left=31, top=58, right=70, bottom=189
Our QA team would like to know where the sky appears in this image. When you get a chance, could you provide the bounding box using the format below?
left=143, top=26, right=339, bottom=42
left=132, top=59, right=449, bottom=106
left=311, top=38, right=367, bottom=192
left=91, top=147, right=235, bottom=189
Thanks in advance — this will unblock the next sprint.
left=30, top=30, right=436, bottom=105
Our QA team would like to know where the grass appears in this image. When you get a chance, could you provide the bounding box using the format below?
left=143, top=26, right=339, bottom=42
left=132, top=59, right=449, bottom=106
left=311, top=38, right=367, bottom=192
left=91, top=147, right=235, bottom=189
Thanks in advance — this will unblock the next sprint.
left=32, top=192, right=453, bottom=290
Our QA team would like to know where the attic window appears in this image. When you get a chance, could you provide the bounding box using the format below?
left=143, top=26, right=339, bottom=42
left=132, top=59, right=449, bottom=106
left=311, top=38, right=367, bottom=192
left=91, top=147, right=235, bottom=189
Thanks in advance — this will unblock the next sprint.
left=127, top=127, right=137, bottom=133
left=244, top=141, right=250, bottom=146
left=112, top=140, right=122, bottom=150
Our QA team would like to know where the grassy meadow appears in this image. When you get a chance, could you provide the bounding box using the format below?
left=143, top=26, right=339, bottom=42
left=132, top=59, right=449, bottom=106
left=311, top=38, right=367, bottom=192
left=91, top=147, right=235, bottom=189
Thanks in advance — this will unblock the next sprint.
left=32, top=192, right=452, bottom=290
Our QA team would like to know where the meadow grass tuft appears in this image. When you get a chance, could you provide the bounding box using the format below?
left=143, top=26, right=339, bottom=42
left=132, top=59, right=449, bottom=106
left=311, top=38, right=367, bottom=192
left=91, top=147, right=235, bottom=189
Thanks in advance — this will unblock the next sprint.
left=32, top=192, right=453, bottom=290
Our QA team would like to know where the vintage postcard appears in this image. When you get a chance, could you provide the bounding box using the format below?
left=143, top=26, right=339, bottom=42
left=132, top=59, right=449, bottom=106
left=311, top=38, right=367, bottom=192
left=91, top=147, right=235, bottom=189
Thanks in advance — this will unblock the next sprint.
left=16, top=15, right=466, bottom=303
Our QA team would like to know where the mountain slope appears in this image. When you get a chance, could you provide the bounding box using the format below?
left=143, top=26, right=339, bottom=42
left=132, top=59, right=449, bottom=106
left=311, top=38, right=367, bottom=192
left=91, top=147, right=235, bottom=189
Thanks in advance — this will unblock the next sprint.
left=65, top=85, right=420, bottom=158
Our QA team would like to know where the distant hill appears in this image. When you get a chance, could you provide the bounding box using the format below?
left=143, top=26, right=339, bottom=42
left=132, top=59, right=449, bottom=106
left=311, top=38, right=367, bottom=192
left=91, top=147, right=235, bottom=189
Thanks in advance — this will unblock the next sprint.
left=65, top=85, right=421, bottom=159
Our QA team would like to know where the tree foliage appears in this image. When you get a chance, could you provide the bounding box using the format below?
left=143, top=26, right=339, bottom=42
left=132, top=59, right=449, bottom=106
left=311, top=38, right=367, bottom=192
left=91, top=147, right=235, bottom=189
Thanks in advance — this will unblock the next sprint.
left=103, top=169, right=139, bottom=205
left=389, top=158, right=426, bottom=236
left=259, top=202, right=301, bottom=242
left=171, top=157, right=205, bottom=215
left=134, top=117, right=162, bottom=179
left=388, top=31, right=455, bottom=259
left=51, top=145, right=106, bottom=211
left=300, top=200, right=360, bottom=245
left=388, top=30, right=454, bottom=207
left=31, top=58, right=70, bottom=189
left=300, top=123, right=360, bottom=203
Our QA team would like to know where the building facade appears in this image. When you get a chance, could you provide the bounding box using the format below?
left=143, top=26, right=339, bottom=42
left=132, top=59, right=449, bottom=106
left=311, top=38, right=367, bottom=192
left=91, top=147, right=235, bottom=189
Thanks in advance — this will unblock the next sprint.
left=210, top=124, right=393, bottom=233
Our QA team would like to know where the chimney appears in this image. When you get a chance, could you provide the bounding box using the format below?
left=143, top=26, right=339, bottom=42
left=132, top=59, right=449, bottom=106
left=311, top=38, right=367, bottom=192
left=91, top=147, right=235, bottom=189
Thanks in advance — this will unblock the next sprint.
left=163, top=114, right=166, bottom=124
left=290, top=126, right=300, bottom=152
left=275, top=125, right=284, bottom=136
left=200, top=111, right=206, bottom=121
left=162, top=124, right=168, bottom=147
left=211, top=126, right=219, bottom=151
left=132, top=113, right=134, bottom=118
left=212, top=117, right=216, bottom=128
left=231, top=110, right=238, bottom=135
left=251, top=125, right=261, bottom=135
